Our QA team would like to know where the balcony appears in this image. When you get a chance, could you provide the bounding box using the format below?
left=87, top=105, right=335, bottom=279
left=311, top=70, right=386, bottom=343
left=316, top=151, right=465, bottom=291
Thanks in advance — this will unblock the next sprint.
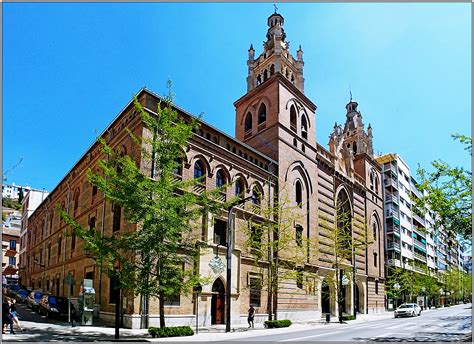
left=412, top=212, right=426, bottom=227
left=411, top=185, right=423, bottom=199
left=413, top=265, right=426, bottom=274
left=404, top=262, right=413, bottom=271
left=385, top=194, right=399, bottom=205
left=384, top=163, right=398, bottom=176
left=386, top=223, right=401, bottom=236
left=387, top=241, right=401, bottom=251
left=387, top=258, right=402, bottom=267
left=217, top=192, right=227, bottom=202
left=384, top=178, right=399, bottom=190
left=193, top=183, right=206, bottom=194
left=386, top=210, right=400, bottom=222
left=413, top=238, right=426, bottom=250
left=414, top=251, right=427, bottom=262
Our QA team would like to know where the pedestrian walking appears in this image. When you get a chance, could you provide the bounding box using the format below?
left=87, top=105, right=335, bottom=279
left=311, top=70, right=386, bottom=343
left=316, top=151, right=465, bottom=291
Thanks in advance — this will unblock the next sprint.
left=2, top=298, right=15, bottom=334
left=10, top=299, right=24, bottom=332
left=247, top=304, right=255, bottom=328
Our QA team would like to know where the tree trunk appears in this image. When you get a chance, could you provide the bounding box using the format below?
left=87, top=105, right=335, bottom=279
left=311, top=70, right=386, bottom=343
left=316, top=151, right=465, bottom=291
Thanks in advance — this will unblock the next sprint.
left=159, top=291, right=166, bottom=328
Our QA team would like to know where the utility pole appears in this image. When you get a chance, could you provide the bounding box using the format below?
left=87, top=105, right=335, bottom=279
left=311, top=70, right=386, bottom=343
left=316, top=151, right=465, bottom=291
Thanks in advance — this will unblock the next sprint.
left=226, top=195, right=256, bottom=333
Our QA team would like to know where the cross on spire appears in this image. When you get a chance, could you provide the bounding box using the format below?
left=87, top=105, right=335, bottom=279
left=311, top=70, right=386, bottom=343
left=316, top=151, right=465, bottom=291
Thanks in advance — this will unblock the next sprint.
left=273, top=3, right=278, bottom=13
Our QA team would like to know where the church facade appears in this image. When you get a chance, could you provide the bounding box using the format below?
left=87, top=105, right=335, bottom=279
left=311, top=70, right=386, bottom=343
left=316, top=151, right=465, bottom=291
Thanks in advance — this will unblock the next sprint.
left=21, top=12, right=385, bottom=328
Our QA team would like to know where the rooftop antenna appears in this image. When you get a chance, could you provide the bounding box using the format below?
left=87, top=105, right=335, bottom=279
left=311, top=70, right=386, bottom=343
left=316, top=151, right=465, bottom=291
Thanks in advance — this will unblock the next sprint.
left=273, top=3, right=278, bottom=13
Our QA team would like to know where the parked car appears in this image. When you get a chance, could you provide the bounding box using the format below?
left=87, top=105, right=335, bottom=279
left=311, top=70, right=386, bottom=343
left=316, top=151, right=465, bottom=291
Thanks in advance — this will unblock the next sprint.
left=394, top=303, right=422, bottom=318
left=5, top=284, right=21, bottom=297
left=15, top=289, right=29, bottom=303
left=38, top=295, right=77, bottom=320
left=26, top=291, right=43, bottom=311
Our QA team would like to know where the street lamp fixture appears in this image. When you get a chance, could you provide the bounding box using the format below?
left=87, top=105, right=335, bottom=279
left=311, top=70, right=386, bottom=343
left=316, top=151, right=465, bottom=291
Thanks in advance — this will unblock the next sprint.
left=226, top=194, right=256, bottom=333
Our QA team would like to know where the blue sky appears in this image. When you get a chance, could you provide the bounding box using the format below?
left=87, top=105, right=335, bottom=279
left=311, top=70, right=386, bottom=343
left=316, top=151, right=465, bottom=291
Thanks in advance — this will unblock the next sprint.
left=3, top=3, right=471, bottom=192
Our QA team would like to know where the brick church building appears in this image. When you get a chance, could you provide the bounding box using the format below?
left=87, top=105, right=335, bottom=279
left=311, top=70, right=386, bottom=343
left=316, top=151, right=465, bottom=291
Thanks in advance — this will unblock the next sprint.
left=21, top=11, right=385, bottom=328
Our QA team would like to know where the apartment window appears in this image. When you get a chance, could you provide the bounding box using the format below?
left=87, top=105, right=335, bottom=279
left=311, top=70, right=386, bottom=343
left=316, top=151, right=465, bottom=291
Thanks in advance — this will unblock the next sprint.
left=58, top=237, right=62, bottom=258
left=47, top=243, right=51, bottom=263
left=216, top=170, right=226, bottom=188
left=374, top=252, right=378, bottom=267
left=112, top=204, right=121, bottom=232
left=375, top=280, right=379, bottom=294
left=9, top=240, right=16, bottom=250
left=249, top=277, right=262, bottom=307
left=8, top=257, right=16, bottom=266
left=194, top=160, right=205, bottom=181
left=235, top=178, right=244, bottom=198
left=92, top=185, right=98, bottom=197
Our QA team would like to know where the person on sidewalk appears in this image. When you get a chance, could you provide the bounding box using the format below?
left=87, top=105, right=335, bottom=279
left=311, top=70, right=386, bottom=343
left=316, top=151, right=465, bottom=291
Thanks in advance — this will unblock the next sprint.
left=248, top=304, right=255, bottom=328
left=2, top=298, right=15, bottom=334
left=10, top=299, right=24, bottom=332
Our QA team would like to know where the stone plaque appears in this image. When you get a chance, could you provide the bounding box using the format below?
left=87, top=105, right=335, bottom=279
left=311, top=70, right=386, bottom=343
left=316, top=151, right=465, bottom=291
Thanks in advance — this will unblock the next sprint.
left=209, top=256, right=225, bottom=274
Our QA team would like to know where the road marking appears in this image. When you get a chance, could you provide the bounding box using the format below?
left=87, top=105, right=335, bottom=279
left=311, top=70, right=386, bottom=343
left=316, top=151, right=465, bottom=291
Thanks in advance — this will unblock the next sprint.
left=280, top=330, right=344, bottom=342
left=385, top=323, right=414, bottom=330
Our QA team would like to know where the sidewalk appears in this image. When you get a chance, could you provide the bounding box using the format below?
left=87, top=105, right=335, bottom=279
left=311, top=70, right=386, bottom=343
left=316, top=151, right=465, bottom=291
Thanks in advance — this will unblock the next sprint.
left=2, top=308, right=438, bottom=342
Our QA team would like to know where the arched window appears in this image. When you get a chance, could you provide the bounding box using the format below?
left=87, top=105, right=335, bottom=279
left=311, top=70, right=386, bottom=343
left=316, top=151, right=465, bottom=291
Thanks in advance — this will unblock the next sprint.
left=194, top=160, right=205, bottom=181
left=270, top=64, right=275, bottom=75
left=258, top=104, right=267, bottom=125
left=216, top=170, right=226, bottom=188
left=173, top=158, right=183, bottom=177
left=336, top=188, right=352, bottom=262
left=244, top=112, right=253, bottom=132
left=353, top=142, right=357, bottom=155
left=374, top=174, right=379, bottom=194
left=373, top=221, right=377, bottom=241
left=295, top=181, right=302, bottom=208
left=290, top=105, right=297, bottom=132
left=73, top=189, right=80, bottom=215
left=370, top=172, right=374, bottom=190
left=301, top=116, right=308, bottom=140
left=235, top=178, right=244, bottom=198
left=252, top=185, right=263, bottom=207
left=263, top=69, right=268, bottom=81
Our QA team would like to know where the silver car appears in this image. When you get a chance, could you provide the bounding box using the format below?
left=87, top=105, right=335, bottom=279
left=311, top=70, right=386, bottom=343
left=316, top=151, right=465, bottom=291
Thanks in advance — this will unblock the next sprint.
left=394, top=303, right=422, bottom=318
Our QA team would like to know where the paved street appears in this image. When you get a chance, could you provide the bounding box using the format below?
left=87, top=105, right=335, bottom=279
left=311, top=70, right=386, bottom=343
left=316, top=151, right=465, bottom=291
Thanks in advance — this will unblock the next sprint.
left=225, top=304, right=472, bottom=342
left=2, top=302, right=471, bottom=342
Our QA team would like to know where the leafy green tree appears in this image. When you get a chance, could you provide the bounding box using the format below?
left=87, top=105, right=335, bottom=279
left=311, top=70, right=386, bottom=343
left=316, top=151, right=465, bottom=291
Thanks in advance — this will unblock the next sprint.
left=415, top=134, right=472, bottom=240
left=318, top=196, right=374, bottom=322
left=61, top=85, right=224, bottom=328
left=242, top=184, right=315, bottom=321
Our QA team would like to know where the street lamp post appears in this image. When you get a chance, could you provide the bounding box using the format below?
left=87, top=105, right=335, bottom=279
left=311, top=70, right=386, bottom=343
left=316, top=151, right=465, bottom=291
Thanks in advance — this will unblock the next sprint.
left=226, top=194, right=256, bottom=333
left=421, top=287, right=426, bottom=310
left=394, top=283, right=401, bottom=309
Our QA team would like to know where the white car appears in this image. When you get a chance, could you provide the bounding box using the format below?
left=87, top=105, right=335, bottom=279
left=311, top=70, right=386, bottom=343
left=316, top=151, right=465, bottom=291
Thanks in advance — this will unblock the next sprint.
left=394, top=303, right=422, bottom=318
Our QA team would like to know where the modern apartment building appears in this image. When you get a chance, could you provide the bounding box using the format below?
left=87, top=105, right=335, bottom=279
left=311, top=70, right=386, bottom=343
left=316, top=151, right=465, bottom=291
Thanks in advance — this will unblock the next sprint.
left=376, top=153, right=464, bottom=307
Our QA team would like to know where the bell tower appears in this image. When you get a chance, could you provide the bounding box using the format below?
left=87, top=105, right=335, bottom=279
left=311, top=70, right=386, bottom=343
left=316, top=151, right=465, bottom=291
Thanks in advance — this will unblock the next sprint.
left=234, top=10, right=316, bottom=161
left=246, top=12, right=305, bottom=93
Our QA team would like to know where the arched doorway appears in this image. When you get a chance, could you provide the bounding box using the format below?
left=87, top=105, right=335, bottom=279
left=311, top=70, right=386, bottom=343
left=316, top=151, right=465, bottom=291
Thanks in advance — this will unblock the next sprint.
left=211, top=279, right=225, bottom=325
left=321, top=280, right=331, bottom=314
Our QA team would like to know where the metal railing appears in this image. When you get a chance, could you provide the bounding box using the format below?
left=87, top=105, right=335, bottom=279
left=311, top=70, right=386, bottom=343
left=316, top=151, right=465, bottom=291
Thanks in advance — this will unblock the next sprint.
left=384, top=178, right=399, bottom=189
left=386, top=224, right=400, bottom=235
left=414, top=251, right=427, bottom=262
left=387, top=258, right=401, bottom=267
left=412, top=212, right=426, bottom=227
left=384, top=163, right=398, bottom=175
left=385, top=194, right=399, bottom=204
left=413, top=238, right=426, bottom=249
left=387, top=241, right=401, bottom=251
